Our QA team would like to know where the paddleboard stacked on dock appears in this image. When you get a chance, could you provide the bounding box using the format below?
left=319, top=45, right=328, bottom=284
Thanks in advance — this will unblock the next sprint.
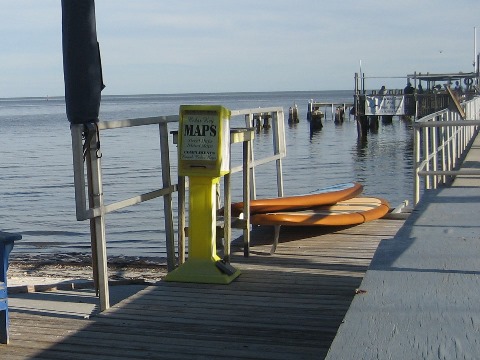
left=232, top=182, right=390, bottom=226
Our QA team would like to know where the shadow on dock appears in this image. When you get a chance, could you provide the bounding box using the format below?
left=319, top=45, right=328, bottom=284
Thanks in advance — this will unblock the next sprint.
left=327, top=134, right=480, bottom=359
left=6, top=218, right=405, bottom=359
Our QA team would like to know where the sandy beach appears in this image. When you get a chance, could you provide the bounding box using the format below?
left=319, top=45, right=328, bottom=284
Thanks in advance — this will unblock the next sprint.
left=7, top=253, right=168, bottom=291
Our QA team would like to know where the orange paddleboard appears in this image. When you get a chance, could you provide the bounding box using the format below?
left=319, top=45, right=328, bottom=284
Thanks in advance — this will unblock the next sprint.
left=232, top=182, right=363, bottom=216
left=250, top=197, right=390, bottom=226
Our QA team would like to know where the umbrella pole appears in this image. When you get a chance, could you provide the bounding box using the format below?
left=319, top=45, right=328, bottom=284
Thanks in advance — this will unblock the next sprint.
left=86, top=148, right=99, bottom=296
left=85, top=124, right=110, bottom=310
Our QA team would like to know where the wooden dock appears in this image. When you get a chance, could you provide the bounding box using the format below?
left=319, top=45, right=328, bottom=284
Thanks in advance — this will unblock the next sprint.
left=326, top=133, right=480, bottom=359
left=3, top=218, right=405, bottom=359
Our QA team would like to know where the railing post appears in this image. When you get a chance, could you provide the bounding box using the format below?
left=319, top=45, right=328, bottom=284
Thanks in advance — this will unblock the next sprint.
left=452, top=126, right=458, bottom=170
left=244, top=114, right=256, bottom=200
left=446, top=122, right=452, bottom=174
left=85, top=124, right=110, bottom=311
left=413, top=97, right=480, bottom=206
left=177, top=176, right=186, bottom=265
left=432, top=121, right=438, bottom=188
left=440, top=125, right=447, bottom=184
left=159, top=123, right=176, bottom=272
left=423, top=126, right=431, bottom=190
left=223, top=170, right=232, bottom=263
left=272, top=111, right=285, bottom=198
left=414, top=125, right=421, bottom=205
left=242, top=130, right=252, bottom=257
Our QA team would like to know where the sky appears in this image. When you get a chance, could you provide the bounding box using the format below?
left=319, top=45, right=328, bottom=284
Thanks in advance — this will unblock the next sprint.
left=1, top=0, right=480, bottom=98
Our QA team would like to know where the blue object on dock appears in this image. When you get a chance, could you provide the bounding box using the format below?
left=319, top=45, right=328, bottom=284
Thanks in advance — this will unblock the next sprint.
left=0, top=231, right=22, bottom=344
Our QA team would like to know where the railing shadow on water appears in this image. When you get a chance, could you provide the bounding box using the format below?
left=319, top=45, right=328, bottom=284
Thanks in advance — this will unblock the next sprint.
left=413, top=96, right=480, bottom=205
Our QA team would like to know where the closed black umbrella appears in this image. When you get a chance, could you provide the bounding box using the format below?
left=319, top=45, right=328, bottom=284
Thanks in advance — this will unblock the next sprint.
left=62, top=0, right=105, bottom=124
left=61, top=0, right=109, bottom=310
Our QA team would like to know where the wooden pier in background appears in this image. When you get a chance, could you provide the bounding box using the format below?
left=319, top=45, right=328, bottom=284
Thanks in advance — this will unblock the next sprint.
left=4, top=217, right=404, bottom=359
left=308, top=101, right=354, bottom=122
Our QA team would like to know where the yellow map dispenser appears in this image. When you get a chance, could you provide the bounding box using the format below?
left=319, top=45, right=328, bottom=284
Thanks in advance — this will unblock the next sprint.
left=165, top=105, right=240, bottom=284
left=177, top=105, right=231, bottom=178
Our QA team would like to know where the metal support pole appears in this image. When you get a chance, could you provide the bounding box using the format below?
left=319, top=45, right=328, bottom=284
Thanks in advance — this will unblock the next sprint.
left=272, top=111, right=285, bottom=198
left=413, top=127, right=421, bottom=205
left=243, top=133, right=251, bottom=257
left=159, top=123, right=176, bottom=272
left=423, top=127, right=431, bottom=190
left=440, top=125, right=447, bottom=184
left=244, top=114, right=256, bottom=201
left=474, top=27, right=477, bottom=73
left=177, top=176, right=186, bottom=265
left=85, top=124, right=110, bottom=311
left=223, top=172, right=232, bottom=263
left=431, top=123, right=438, bottom=188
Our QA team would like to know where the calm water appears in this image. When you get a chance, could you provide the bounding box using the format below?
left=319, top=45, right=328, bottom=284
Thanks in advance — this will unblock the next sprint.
left=0, top=91, right=414, bottom=260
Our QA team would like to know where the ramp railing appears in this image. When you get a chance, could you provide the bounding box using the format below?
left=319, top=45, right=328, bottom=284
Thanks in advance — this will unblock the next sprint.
left=413, top=97, right=480, bottom=205
left=70, top=107, right=285, bottom=310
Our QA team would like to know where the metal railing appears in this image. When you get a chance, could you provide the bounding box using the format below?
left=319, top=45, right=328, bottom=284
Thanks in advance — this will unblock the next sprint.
left=70, top=106, right=286, bottom=310
left=231, top=107, right=286, bottom=200
left=71, top=116, right=178, bottom=311
left=413, top=97, right=480, bottom=205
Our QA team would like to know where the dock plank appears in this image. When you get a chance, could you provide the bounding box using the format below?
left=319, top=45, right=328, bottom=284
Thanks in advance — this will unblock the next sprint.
left=4, top=218, right=404, bottom=359
left=326, top=134, right=480, bottom=360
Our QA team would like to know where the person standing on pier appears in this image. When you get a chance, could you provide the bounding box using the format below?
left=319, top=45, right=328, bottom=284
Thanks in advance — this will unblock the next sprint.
left=404, top=82, right=414, bottom=94
left=404, top=81, right=415, bottom=116
left=454, top=81, right=463, bottom=95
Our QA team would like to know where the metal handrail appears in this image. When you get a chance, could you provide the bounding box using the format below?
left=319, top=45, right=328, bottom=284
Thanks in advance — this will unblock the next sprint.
left=413, top=97, right=480, bottom=205
left=70, top=106, right=286, bottom=310
left=73, top=108, right=286, bottom=221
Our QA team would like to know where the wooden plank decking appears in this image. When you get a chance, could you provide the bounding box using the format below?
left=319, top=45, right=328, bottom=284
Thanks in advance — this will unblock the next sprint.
left=326, top=133, right=480, bottom=359
left=3, top=218, right=405, bottom=359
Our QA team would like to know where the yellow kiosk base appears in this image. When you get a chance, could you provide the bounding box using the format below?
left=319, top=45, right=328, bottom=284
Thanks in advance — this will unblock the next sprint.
left=165, top=257, right=241, bottom=284
left=168, top=127, right=241, bottom=285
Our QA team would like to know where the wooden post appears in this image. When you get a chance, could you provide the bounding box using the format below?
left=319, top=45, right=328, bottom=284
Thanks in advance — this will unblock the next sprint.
left=357, top=116, right=368, bottom=138
left=362, top=72, right=365, bottom=94
left=263, top=114, right=271, bottom=129
left=369, top=116, right=379, bottom=132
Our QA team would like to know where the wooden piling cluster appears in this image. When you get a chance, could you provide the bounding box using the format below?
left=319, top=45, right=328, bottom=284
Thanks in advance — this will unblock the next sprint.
left=252, top=113, right=272, bottom=130
left=307, top=101, right=353, bottom=128
left=288, top=104, right=299, bottom=124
